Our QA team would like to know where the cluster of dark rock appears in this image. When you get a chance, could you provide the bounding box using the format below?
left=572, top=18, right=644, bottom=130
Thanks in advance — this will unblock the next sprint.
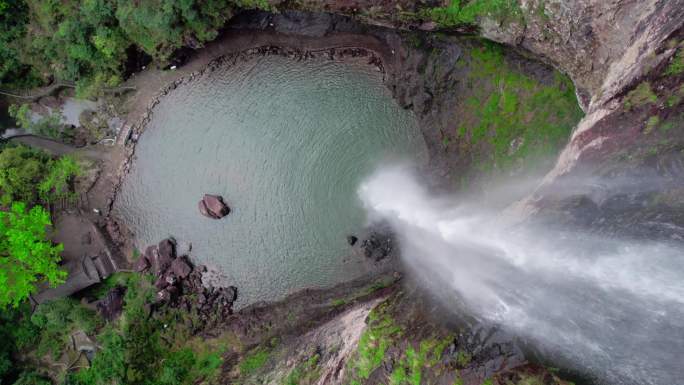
left=348, top=227, right=395, bottom=262
left=198, top=194, right=231, bottom=219
left=135, top=238, right=238, bottom=322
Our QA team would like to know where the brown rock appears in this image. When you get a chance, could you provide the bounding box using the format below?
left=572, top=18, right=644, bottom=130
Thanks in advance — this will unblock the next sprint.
left=199, top=194, right=230, bottom=219
left=154, top=275, right=169, bottom=290
left=171, top=257, right=193, bottom=279
left=158, top=238, right=176, bottom=260
left=154, top=238, right=175, bottom=275
left=198, top=200, right=210, bottom=218
left=157, top=290, right=171, bottom=303
left=134, top=255, right=150, bottom=272
left=144, top=245, right=157, bottom=260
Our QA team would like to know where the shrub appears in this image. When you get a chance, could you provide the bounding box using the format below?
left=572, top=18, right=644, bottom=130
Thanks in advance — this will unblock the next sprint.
left=11, top=371, right=52, bottom=385
left=0, top=202, right=66, bottom=308
left=30, top=298, right=102, bottom=358
left=0, top=145, right=81, bottom=206
left=8, top=103, right=63, bottom=139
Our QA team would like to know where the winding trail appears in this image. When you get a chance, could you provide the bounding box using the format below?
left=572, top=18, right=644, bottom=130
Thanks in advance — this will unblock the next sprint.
left=0, top=81, right=136, bottom=101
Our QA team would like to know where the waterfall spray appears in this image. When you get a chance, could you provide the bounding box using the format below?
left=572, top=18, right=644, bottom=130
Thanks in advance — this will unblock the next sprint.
left=359, top=165, right=684, bottom=385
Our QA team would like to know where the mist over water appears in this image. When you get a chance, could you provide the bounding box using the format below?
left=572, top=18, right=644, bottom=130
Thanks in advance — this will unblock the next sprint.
left=359, top=166, right=684, bottom=385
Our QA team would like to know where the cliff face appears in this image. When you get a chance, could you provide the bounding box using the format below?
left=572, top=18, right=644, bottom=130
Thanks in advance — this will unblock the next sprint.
left=211, top=5, right=684, bottom=383
left=482, top=1, right=684, bottom=108
left=265, top=2, right=684, bottom=240
left=508, top=2, right=684, bottom=240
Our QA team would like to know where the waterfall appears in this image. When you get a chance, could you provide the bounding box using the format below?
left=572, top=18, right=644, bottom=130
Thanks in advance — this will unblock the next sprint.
left=359, top=165, right=684, bottom=385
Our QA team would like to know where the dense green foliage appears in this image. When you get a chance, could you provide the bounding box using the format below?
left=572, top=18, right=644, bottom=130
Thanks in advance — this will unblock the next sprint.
left=239, top=348, right=271, bottom=377
left=0, top=0, right=41, bottom=89
left=0, top=145, right=51, bottom=206
left=1, top=273, right=227, bottom=385
left=11, top=371, right=53, bottom=385
left=0, top=0, right=277, bottom=95
left=424, top=0, right=522, bottom=26
left=0, top=145, right=80, bottom=206
left=31, top=297, right=103, bottom=358
left=69, top=274, right=226, bottom=385
left=0, top=202, right=65, bottom=308
left=0, top=304, right=38, bottom=381
left=38, top=155, right=81, bottom=204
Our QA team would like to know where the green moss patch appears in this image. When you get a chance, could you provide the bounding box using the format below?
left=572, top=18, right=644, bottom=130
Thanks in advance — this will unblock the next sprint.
left=346, top=301, right=403, bottom=381
left=389, top=337, right=452, bottom=385
left=453, top=41, right=583, bottom=183
left=666, top=49, right=684, bottom=76
left=283, top=353, right=321, bottom=385
left=423, top=0, right=522, bottom=27
left=625, top=82, right=658, bottom=110
left=239, top=347, right=271, bottom=376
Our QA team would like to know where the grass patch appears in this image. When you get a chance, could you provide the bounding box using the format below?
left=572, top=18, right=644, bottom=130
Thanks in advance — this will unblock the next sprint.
left=666, top=49, right=684, bottom=76
left=83, top=271, right=135, bottom=299
left=239, top=347, right=271, bottom=376
left=625, top=82, right=658, bottom=110
left=331, top=298, right=347, bottom=307
left=347, top=302, right=402, bottom=380
left=644, top=115, right=660, bottom=134
left=456, top=351, right=472, bottom=367
left=389, top=336, right=453, bottom=385
left=283, top=353, right=321, bottom=385
left=424, top=0, right=523, bottom=27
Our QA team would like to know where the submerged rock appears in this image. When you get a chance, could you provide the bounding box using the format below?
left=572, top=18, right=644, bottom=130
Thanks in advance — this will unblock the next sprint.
left=347, top=235, right=358, bottom=246
left=198, top=194, right=231, bottom=219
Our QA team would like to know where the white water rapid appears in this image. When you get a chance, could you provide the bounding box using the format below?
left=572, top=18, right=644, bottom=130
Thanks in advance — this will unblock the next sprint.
left=359, top=165, right=684, bottom=385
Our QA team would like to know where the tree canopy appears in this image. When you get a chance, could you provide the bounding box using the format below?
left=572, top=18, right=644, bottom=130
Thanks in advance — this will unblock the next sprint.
left=0, top=0, right=274, bottom=96
left=0, top=145, right=80, bottom=206
left=0, top=202, right=65, bottom=308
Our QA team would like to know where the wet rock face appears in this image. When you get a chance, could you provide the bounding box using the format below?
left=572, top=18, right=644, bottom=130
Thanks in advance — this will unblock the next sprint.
left=447, top=327, right=526, bottom=384
left=360, top=232, right=394, bottom=261
left=198, top=194, right=231, bottom=219
left=358, top=226, right=396, bottom=262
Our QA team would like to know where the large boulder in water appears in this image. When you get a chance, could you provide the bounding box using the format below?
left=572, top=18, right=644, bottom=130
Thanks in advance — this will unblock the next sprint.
left=198, top=194, right=230, bottom=219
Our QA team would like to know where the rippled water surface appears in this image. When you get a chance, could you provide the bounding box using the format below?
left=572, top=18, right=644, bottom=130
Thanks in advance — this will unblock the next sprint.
left=115, top=55, right=427, bottom=306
